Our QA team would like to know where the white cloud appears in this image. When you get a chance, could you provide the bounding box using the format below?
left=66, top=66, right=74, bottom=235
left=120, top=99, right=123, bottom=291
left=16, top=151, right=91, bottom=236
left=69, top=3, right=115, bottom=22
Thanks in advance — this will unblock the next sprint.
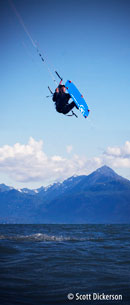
left=103, top=141, right=130, bottom=168
left=0, top=138, right=130, bottom=186
left=105, top=141, right=130, bottom=158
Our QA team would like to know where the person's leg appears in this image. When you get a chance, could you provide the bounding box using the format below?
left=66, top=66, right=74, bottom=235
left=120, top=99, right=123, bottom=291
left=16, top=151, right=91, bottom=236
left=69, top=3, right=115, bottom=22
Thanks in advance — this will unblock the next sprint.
left=62, top=102, right=78, bottom=114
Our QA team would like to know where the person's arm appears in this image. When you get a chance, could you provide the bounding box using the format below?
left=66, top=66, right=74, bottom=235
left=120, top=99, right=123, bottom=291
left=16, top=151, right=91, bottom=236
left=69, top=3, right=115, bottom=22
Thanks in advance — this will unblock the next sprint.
left=66, top=93, right=71, bottom=102
left=52, top=87, right=59, bottom=102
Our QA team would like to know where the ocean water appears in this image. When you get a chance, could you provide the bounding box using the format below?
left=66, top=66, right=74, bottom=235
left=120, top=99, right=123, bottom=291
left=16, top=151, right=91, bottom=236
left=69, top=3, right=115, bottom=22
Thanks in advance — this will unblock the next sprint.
left=0, top=224, right=130, bottom=305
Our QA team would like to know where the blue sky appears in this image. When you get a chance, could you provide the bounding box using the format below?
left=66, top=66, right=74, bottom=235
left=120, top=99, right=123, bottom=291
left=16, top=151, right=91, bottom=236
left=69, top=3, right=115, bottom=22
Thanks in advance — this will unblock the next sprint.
left=0, top=0, right=130, bottom=188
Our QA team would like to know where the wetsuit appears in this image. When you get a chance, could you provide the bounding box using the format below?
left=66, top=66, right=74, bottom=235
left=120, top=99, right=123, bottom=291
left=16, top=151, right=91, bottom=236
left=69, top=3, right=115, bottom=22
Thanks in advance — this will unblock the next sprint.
left=53, top=92, right=76, bottom=114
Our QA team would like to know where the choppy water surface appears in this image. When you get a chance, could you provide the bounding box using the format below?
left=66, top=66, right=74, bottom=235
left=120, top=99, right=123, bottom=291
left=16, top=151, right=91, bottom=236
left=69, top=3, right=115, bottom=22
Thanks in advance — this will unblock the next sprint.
left=0, top=224, right=130, bottom=305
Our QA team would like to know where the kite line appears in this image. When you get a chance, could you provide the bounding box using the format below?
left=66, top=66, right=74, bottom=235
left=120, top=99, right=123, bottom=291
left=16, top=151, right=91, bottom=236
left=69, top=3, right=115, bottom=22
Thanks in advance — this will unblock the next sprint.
left=9, top=0, right=59, bottom=86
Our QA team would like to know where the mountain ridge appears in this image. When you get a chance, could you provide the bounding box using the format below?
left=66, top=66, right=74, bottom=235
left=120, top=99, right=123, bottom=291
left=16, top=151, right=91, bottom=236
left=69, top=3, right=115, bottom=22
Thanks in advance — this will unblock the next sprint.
left=0, top=166, right=129, bottom=194
left=0, top=166, right=130, bottom=224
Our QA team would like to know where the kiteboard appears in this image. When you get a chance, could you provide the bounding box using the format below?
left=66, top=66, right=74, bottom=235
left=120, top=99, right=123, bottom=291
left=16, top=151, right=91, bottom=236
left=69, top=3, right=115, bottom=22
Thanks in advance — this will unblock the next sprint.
left=65, top=80, right=90, bottom=118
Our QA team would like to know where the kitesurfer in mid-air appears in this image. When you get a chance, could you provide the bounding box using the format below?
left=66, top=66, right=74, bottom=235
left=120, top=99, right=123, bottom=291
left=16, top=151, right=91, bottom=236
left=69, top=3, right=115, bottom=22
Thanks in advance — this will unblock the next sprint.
left=52, top=84, right=78, bottom=115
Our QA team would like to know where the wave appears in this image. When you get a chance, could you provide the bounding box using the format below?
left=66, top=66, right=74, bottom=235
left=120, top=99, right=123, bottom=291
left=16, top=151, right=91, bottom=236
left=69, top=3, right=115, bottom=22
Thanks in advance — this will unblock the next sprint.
left=0, top=233, right=106, bottom=242
left=0, top=233, right=78, bottom=242
left=1, top=232, right=126, bottom=243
